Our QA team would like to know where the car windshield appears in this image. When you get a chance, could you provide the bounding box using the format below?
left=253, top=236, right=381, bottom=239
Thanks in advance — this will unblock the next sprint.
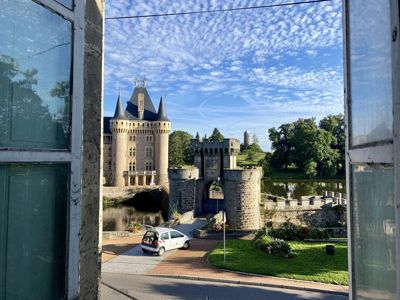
left=143, top=231, right=158, bottom=243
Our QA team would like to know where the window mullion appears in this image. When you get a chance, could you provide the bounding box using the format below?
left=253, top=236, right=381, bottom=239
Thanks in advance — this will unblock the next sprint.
left=66, top=0, right=84, bottom=297
left=390, top=0, right=400, bottom=298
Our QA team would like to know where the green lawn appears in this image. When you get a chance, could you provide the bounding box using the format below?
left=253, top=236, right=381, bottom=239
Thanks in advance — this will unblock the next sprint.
left=263, top=166, right=345, bottom=180
left=237, top=152, right=265, bottom=167
left=208, top=240, right=348, bottom=285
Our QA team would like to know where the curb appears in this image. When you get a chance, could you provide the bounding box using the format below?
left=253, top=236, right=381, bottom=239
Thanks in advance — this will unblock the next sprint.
left=144, top=273, right=348, bottom=296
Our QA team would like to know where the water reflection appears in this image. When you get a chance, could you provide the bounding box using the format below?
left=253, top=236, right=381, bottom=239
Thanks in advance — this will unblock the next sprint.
left=262, top=179, right=346, bottom=199
left=103, top=206, right=164, bottom=231
left=0, top=0, right=72, bottom=149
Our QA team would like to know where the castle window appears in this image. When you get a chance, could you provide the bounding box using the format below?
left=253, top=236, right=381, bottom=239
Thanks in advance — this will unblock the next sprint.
left=145, top=147, right=153, bottom=158
left=129, top=147, right=136, bottom=157
left=146, top=135, right=153, bottom=142
left=108, top=162, right=111, bottom=170
left=133, top=136, right=136, bottom=141
left=129, top=161, right=136, bottom=172
left=145, top=161, right=153, bottom=171
left=129, top=136, right=132, bottom=142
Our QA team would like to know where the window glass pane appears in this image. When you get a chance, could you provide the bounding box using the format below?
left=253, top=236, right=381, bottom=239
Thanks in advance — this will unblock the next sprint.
left=352, top=164, right=395, bottom=299
left=56, top=0, right=73, bottom=9
left=0, top=164, right=68, bottom=299
left=349, top=0, right=393, bottom=146
left=0, top=0, right=72, bottom=149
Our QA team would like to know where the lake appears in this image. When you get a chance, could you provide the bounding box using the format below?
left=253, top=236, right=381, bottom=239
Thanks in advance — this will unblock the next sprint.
left=103, top=206, right=164, bottom=231
left=103, top=179, right=346, bottom=231
left=262, top=179, right=346, bottom=199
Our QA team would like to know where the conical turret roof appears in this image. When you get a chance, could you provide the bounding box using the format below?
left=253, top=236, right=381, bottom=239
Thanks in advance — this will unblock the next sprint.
left=156, top=95, right=169, bottom=121
left=112, top=93, right=127, bottom=120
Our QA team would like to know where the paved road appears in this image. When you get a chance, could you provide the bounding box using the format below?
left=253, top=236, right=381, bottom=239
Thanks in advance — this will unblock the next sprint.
left=101, top=273, right=348, bottom=300
left=102, top=218, right=208, bottom=275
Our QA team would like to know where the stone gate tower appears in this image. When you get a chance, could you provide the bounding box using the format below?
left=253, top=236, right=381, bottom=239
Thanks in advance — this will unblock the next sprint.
left=103, top=81, right=171, bottom=188
left=168, top=137, right=262, bottom=230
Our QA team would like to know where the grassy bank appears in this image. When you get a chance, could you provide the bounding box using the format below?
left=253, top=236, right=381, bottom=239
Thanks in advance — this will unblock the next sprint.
left=209, top=240, right=348, bottom=285
left=237, top=152, right=265, bottom=167
left=266, top=167, right=345, bottom=180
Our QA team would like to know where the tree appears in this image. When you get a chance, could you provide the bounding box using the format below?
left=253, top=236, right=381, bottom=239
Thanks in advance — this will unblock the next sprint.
left=0, top=55, right=66, bottom=147
left=268, top=123, right=295, bottom=170
left=252, top=133, right=259, bottom=145
left=267, top=116, right=344, bottom=178
left=319, top=114, right=345, bottom=175
left=209, top=128, right=224, bottom=142
left=168, top=131, right=193, bottom=167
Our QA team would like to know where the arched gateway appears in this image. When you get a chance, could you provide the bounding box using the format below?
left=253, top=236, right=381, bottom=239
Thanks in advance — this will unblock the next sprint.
left=168, top=137, right=262, bottom=230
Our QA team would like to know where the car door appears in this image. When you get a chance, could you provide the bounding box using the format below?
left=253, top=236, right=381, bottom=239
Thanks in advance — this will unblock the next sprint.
left=170, top=230, right=185, bottom=248
left=160, top=232, right=171, bottom=250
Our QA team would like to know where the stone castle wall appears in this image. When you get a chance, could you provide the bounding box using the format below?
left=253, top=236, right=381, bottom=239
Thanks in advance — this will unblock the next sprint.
left=168, top=167, right=199, bottom=214
left=168, top=139, right=262, bottom=231
left=106, top=119, right=171, bottom=187
left=224, top=168, right=262, bottom=230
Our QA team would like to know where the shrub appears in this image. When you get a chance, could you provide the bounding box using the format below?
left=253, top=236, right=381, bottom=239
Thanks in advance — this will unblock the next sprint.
left=253, top=231, right=292, bottom=258
left=213, top=223, right=229, bottom=232
left=308, top=227, right=329, bottom=239
left=172, top=210, right=182, bottom=221
left=267, top=239, right=292, bottom=258
left=267, top=223, right=329, bottom=241
left=126, top=221, right=142, bottom=233
left=253, top=235, right=273, bottom=252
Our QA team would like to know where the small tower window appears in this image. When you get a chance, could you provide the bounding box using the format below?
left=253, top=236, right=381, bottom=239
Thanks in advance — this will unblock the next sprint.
left=129, top=161, right=136, bottom=172
left=145, top=147, right=153, bottom=158
left=129, top=147, right=136, bottom=157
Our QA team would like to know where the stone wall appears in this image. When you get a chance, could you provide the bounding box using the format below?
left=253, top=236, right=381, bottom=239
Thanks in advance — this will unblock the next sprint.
left=263, top=206, right=346, bottom=228
left=168, top=167, right=199, bottom=215
left=80, top=0, right=103, bottom=298
left=224, top=168, right=262, bottom=230
left=264, top=195, right=347, bottom=211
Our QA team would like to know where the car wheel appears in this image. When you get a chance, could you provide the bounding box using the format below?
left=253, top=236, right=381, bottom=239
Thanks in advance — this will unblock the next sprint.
left=157, top=247, right=165, bottom=256
left=142, top=248, right=149, bottom=253
left=182, top=241, right=190, bottom=249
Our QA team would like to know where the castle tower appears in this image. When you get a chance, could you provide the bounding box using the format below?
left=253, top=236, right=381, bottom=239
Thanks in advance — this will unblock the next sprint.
left=111, top=94, right=128, bottom=187
left=244, top=130, right=251, bottom=148
left=155, top=96, right=170, bottom=187
left=103, top=81, right=171, bottom=189
left=224, top=168, right=262, bottom=230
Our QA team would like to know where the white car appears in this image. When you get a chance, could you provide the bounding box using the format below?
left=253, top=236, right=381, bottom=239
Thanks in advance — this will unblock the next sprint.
left=141, top=227, right=191, bottom=256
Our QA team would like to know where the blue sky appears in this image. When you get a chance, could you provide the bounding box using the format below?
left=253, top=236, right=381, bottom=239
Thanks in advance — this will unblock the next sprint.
left=104, top=0, right=343, bottom=150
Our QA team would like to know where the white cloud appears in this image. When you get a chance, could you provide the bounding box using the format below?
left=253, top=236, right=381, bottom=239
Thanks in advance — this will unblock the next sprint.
left=104, top=0, right=344, bottom=150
